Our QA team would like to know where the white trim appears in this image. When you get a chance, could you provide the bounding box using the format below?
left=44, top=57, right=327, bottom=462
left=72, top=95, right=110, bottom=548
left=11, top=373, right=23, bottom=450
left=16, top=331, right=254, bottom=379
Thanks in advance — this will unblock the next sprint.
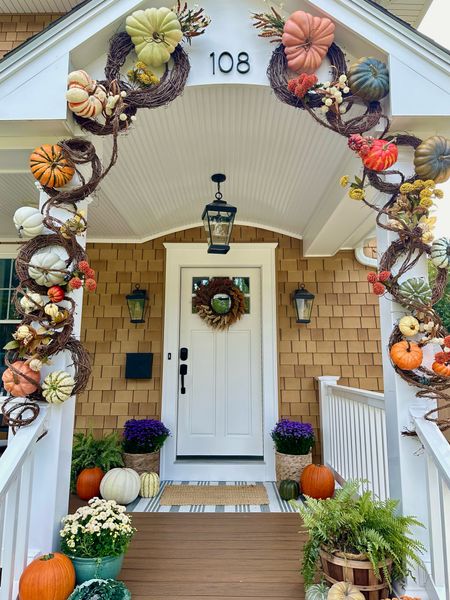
left=160, top=243, right=278, bottom=481
left=0, top=245, right=20, bottom=258
left=354, top=245, right=378, bottom=268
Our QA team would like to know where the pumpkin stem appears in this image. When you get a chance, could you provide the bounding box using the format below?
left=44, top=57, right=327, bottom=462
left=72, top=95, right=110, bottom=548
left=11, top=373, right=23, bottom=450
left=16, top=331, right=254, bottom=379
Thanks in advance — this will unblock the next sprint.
left=39, top=553, right=55, bottom=561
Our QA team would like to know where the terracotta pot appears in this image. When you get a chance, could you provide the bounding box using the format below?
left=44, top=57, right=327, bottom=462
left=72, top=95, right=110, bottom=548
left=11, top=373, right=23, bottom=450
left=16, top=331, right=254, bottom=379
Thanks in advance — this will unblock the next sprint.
left=275, top=450, right=311, bottom=484
left=123, top=450, right=160, bottom=475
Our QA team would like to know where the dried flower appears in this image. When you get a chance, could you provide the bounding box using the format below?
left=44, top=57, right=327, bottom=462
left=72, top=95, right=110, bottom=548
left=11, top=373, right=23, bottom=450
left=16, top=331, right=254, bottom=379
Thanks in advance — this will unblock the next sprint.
left=348, top=188, right=365, bottom=201
left=85, top=278, right=97, bottom=292
left=372, top=282, right=385, bottom=295
left=287, top=73, right=318, bottom=99
left=68, top=277, right=83, bottom=290
left=378, top=271, right=391, bottom=282
left=434, top=188, right=444, bottom=199
left=434, top=351, right=448, bottom=365
left=78, top=261, right=90, bottom=274
left=399, top=183, right=414, bottom=194
left=340, top=175, right=349, bottom=187
left=85, top=268, right=96, bottom=280
left=367, top=272, right=378, bottom=284
left=444, top=336, right=450, bottom=348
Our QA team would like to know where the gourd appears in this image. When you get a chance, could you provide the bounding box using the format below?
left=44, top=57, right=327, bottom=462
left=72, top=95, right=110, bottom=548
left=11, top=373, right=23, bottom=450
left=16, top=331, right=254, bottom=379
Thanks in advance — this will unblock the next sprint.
left=29, top=144, right=75, bottom=189
left=430, top=237, right=450, bottom=269
left=414, top=136, right=450, bottom=184
left=76, top=467, right=105, bottom=501
left=363, top=139, right=398, bottom=172
left=28, top=249, right=67, bottom=287
left=100, top=468, right=140, bottom=505
left=347, top=57, right=389, bottom=102
left=399, top=277, right=432, bottom=306
left=66, top=70, right=106, bottom=119
left=125, top=8, right=183, bottom=68
left=42, top=370, right=75, bottom=404
left=305, top=582, right=329, bottom=600
left=300, top=464, right=335, bottom=499
left=327, top=581, right=365, bottom=600
left=398, top=315, right=420, bottom=337
left=68, top=579, right=131, bottom=600
left=140, top=472, right=160, bottom=498
left=282, top=11, right=335, bottom=74
left=279, top=479, right=300, bottom=501
left=390, top=340, right=423, bottom=370
left=432, top=361, right=450, bottom=377
left=47, top=286, right=65, bottom=303
left=20, top=291, right=44, bottom=313
left=19, top=552, right=76, bottom=600
left=2, top=361, right=40, bottom=397
left=13, top=207, right=44, bottom=239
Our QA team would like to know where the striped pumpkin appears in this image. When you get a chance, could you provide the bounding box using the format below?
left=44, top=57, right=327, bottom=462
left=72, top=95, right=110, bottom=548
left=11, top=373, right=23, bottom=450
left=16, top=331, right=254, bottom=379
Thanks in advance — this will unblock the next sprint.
left=29, top=144, right=75, bottom=188
left=140, top=472, right=160, bottom=498
left=363, top=139, right=398, bottom=172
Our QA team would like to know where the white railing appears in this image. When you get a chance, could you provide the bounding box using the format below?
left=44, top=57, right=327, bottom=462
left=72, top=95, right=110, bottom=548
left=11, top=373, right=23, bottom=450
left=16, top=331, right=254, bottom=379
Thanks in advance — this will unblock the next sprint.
left=0, top=404, right=48, bottom=600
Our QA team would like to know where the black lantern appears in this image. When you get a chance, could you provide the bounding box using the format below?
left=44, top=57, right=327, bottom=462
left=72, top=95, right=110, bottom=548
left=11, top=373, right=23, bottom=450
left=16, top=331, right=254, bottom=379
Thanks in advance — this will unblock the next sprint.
left=292, top=285, right=315, bottom=324
left=126, top=285, right=148, bottom=324
left=202, top=173, right=237, bottom=254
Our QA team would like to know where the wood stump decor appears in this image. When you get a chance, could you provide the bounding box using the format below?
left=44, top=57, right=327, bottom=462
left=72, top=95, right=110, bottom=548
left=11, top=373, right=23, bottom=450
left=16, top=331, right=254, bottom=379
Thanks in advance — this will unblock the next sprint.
left=123, top=451, right=160, bottom=475
left=193, top=278, right=246, bottom=330
left=275, top=451, right=311, bottom=484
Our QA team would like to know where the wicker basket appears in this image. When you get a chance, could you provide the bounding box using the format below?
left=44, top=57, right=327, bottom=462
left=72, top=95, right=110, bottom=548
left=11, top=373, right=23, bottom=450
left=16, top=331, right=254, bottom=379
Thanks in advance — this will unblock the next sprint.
left=319, top=548, right=392, bottom=600
left=123, top=450, right=160, bottom=475
left=275, top=451, right=312, bottom=483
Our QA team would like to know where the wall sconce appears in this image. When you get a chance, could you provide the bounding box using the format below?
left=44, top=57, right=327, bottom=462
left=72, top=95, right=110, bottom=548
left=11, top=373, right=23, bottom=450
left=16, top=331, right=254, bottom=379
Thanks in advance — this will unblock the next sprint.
left=126, top=284, right=148, bottom=324
left=201, top=173, right=237, bottom=255
left=292, top=285, right=315, bottom=324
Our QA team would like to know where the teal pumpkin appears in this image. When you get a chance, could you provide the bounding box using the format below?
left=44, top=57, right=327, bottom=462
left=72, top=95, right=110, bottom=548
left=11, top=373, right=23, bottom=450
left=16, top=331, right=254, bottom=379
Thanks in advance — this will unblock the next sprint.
left=399, top=277, right=432, bottom=306
left=414, top=136, right=450, bottom=184
left=279, top=479, right=300, bottom=501
left=430, top=237, right=450, bottom=269
left=305, top=583, right=329, bottom=600
left=348, top=57, right=389, bottom=102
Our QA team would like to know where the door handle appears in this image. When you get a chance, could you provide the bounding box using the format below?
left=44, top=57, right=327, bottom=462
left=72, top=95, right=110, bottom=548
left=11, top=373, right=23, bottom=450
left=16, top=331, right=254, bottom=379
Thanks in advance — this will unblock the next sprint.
left=180, top=364, right=188, bottom=394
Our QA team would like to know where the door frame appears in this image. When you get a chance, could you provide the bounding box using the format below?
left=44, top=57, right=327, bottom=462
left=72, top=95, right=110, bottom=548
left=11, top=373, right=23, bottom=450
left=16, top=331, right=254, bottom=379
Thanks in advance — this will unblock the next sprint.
left=161, top=242, right=278, bottom=481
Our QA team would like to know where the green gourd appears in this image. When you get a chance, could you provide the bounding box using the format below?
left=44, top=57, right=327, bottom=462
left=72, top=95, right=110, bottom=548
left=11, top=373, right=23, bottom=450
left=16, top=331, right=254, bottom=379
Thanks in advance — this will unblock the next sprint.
left=414, top=136, right=450, bottom=184
left=347, top=57, right=389, bottom=102
left=305, top=583, right=329, bottom=600
left=430, top=237, right=450, bottom=269
left=399, top=277, right=432, bottom=306
left=140, top=472, right=160, bottom=498
left=279, top=479, right=300, bottom=501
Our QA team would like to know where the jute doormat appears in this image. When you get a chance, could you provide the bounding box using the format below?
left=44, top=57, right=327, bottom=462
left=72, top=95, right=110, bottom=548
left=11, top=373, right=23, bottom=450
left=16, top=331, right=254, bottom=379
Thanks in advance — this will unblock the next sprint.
left=159, top=484, right=269, bottom=506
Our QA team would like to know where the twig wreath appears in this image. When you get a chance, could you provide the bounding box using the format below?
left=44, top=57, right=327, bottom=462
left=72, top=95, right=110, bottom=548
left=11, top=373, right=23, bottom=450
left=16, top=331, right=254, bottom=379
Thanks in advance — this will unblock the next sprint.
left=252, top=7, right=450, bottom=432
left=193, top=278, right=246, bottom=330
left=1, top=3, right=211, bottom=430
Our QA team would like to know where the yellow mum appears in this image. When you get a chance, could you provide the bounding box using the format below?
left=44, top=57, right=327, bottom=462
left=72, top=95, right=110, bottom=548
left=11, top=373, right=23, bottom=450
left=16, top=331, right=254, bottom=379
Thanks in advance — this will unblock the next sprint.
left=424, top=180, right=435, bottom=189
left=399, top=183, right=414, bottom=194
left=340, top=176, right=349, bottom=187
left=419, top=197, right=433, bottom=208
left=413, top=179, right=425, bottom=190
left=348, top=188, right=365, bottom=201
left=434, top=188, right=444, bottom=199
left=420, top=188, right=432, bottom=198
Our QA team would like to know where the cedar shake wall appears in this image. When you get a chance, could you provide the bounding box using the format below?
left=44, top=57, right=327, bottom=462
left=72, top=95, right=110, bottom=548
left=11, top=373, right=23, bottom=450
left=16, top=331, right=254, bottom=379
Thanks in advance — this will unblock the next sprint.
left=0, top=13, right=63, bottom=58
left=78, top=226, right=383, bottom=459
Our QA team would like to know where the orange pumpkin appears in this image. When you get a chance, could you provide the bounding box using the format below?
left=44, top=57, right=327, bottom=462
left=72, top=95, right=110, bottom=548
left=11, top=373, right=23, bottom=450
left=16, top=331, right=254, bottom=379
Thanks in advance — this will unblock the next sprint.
left=363, top=139, right=398, bottom=172
left=282, top=11, right=335, bottom=74
left=390, top=341, right=423, bottom=371
left=19, top=552, right=75, bottom=600
left=2, top=361, right=40, bottom=397
left=29, top=145, right=75, bottom=189
left=300, top=464, right=335, bottom=499
left=432, top=361, right=450, bottom=377
left=76, top=466, right=105, bottom=501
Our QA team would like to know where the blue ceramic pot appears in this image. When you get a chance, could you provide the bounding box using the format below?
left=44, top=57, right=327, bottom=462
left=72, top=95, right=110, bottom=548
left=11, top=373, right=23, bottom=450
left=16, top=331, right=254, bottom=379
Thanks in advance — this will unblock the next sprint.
left=68, top=554, right=124, bottom=585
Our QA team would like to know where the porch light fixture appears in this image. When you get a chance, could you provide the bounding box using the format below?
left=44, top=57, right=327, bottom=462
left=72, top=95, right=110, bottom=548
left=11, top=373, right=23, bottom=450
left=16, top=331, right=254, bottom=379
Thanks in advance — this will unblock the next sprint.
left=126, top=284, right=148, bottom=324
left=202, top=173, right=237, bottom=254
left=292, top=285, right=315, bottom=324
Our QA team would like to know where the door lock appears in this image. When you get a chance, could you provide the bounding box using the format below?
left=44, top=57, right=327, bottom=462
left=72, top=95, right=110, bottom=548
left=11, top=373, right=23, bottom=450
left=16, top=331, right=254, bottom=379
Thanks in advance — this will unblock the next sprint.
left=180, top=363, right=188, bottom=394
left=180, top=347, right=188, bottom=361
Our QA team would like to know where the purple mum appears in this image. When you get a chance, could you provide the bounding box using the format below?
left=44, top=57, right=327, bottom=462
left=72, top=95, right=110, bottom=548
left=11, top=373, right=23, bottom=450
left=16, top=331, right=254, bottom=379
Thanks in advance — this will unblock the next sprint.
left=271, top=419, right=315, bottom=455
left=123, top=419, right=170, bottom=454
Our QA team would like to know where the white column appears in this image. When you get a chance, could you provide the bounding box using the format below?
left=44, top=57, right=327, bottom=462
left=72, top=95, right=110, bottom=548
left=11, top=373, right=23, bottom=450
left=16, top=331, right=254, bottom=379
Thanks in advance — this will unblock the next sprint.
left=316, top=375, right=340, bottom=469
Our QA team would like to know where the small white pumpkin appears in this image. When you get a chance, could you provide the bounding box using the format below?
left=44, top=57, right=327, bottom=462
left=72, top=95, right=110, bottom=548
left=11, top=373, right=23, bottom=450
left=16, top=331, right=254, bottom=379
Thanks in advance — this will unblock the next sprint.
left=430, top=237, right=450, bottom=269
left=140, top=472, right=160, bottom=498
left=125, top=7, right=183, bottom=67
left=42, top=370, right=75, bottom=404
left=13, top=206, right=44, bottom=239
left=100, top=468, right=140, bottom=505
left=327, top=581, right=365, bottom=600
left=306, top=583, right=329, bottom=600
left=67, top=69, right=96, bottom=92
left=66, top=85, right=106, bottom=119
left=20, top=291, right=44, bottom=313
left=28, top=249, right=67, bottom=287
left=399, top=315, right=420, bottom=337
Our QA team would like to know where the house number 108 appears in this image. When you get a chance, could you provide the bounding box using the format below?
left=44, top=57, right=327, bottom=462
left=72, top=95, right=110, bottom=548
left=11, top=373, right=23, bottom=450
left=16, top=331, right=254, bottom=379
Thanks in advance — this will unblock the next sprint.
left=209, top=52, right=250, bottom=74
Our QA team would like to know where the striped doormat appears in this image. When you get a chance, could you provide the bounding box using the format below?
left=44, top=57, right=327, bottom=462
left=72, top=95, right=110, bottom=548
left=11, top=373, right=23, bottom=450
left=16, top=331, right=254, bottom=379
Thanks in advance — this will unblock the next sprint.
left=160, top=484, right=269, bottom=506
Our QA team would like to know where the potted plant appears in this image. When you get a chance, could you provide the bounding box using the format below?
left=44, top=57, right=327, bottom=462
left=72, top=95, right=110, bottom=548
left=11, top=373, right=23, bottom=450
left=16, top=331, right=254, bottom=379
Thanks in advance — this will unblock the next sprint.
left=294, top=480, right=425, bottom=596
left=271, top=419, right=314, bottom=483
left=122, top=418, right=170, bottom=475
left=60, top=497, right=136, bottom=585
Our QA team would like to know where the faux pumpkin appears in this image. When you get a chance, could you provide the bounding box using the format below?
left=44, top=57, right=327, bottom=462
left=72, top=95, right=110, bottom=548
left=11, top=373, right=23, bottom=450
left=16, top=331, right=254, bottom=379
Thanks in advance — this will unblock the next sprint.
left=28, top=249, right=67, bottom=287
left=327, top=581, right=365, bottom=600
left=432, top=361, right=450, bottom=377
left=66, top=70, right=106, bottom=119
left=399, top=277, right=432, bottom=306
left=13, top=206, right=44, bottom=239
left=20, top=291, right=44, bottom=314
left=29, top=144, right=75, bottom=189
left=76, top=467, right=105, bottom=501
left=300, top=464, right=335, bottom=499
left=398, top=315, right=420, bottom=337
left=140, top=471, right=160, bottom=498
left=2, top=361, right=40, bottom=397
left=363, top=139, right=398, bottom=172
left=42, top=370, right=75, bottom=404
left=347, top=57, right=389, bottom=102
left=19, top=552, right=75, bottom=600
left=279, top=479, right=300, bottom=501
left=390, top=340, right=423, bottom=370
left=48, top=285, right=65, bottom=303
left=305, top=582, right=329, bottom=600
left=430, top=237, right=450, bottom=269
left=281, top=11, right=335, bottom=74
left=414, top=136, right=450, bottom=184
left=125, top=8, right=183, bottom=68
left=100, top=467, right=140, bottom=505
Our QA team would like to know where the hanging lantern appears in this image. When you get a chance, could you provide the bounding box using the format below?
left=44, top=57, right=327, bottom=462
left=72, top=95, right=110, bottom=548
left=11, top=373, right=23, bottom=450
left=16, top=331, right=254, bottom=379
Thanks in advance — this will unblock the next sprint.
left=292, top=285, right=315, bottom=324
left=201, top=173, right=237, bottom=254
left=126, top=284, right=148, bottom=323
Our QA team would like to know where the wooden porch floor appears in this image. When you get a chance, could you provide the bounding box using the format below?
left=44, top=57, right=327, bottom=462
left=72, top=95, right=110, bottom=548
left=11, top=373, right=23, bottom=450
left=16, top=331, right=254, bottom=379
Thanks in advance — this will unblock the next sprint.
left=120, top=513, right=306, bottom=600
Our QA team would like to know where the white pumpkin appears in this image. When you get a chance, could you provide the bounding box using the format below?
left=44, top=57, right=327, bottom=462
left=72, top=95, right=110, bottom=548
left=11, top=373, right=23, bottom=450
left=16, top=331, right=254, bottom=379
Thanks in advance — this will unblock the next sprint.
left=399, top=315, right=420, bottom=337
left=28, top=249, right=67, bottom=287
left=66, top=85, right=106, bottom=119
left=67, top=69, right=96, bottom=92
left=140, top=472, right=160, bottom=498
left=13, top=206, right=44, bottom=239
left=100, top=468, right=140, bottom=505
left=125, top=8, right=183, bottom=67
left=327, top=581, right=365, bottom=600
left=42, top=370, right=75, bottom=404
left=20, top=291, right=44, bottom=313
left=430, top=237, right=450, bottom=269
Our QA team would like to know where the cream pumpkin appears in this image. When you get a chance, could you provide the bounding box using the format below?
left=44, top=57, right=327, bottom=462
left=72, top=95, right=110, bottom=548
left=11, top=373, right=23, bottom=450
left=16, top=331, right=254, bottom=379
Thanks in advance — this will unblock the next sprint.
left=20, top=291, right=44, bottom=314
left=28, top=249, right=67, bottom=287
left=100, top=468, right=140, bottom=505
left=399, top=315, right=420, bottom=337
left=13, top=206, right=44, bottom=239
left=140, top=472, right=160, bottom=498
left=327, top=581, right=365, bottom=600
left=42, top=370, right=75, bottom=404
left=125, top=7, right=183, bottom=68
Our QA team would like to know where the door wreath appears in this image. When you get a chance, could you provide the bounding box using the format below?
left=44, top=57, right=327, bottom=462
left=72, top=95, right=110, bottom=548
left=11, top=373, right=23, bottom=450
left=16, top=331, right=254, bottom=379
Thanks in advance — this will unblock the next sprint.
left=193, top=278, right=246, bottom=330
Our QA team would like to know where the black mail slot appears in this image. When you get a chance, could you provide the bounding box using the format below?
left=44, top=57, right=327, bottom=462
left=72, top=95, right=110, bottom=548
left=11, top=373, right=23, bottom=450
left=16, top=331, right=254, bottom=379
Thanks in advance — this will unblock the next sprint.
left=125, top=353, right=153, bottom=379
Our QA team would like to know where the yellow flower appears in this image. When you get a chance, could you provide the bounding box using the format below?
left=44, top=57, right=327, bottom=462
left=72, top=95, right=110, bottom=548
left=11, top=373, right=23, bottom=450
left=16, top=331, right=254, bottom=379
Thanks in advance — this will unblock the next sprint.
left=420, top=188, right=432, bottom=198
left=418, top=216, right=437, bottom=232
left=419, top=197, right=433, bottom=209
left=434, top=188, right=444, bottom=199
left=340, top=175, right=349, bottom=187
left=413, top=179, right=425, bottom=190
left=348, top=188, right=365, bottom=201
left=399, top=183, right=414, bottom=194
left=424, top=180, right=435, bottom=189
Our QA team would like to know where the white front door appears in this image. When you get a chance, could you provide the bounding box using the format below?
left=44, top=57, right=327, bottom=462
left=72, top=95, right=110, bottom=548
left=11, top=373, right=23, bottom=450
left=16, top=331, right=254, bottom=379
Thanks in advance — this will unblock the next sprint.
left=177, top=267, right=263, bottom=457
